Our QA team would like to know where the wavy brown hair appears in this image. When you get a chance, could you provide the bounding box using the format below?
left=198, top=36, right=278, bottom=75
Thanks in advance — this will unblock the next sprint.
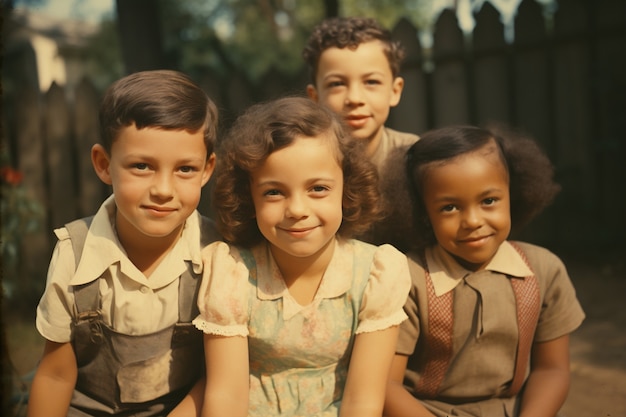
left=406, top=124, right=561, bottom=251
left=302, top=16, right=406, bottom=84
left=213, top=96, right=383, bottom=247
left=99, top=70, right=218, bottom=157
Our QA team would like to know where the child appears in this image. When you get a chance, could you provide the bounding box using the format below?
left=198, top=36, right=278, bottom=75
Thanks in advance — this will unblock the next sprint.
left=303, top=16, right=419, bottom=253
left=27, top=70, right=220, bottom=417
left=192, top=96, right=411, bottom=417
left=384, top=125, right=585, bottom=417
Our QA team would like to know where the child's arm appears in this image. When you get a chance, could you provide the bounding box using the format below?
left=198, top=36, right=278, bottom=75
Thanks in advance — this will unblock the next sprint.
left=200, top=334, right=249, bottom=417
left=167, top=377, right=205, bottom=417
left=518, top=334, right=571, bottom=417
left=339, top=326, right=399, bottom=417
left=383, top=354, right=436, bottom=417
left=27, top=340, right=77, bottom=417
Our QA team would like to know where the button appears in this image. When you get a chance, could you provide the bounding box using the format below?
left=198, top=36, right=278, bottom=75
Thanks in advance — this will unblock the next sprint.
left=140, top=286, right=150, bottom=294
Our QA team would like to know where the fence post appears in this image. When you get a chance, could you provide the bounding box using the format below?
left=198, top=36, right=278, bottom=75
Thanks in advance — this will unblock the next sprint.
left=74, top=78, right=108, bottom=217
left=14, top=85, right=50, bottom=303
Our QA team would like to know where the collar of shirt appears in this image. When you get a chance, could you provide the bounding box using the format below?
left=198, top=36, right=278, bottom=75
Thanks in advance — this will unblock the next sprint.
left=69, top=195, right=204, bottom=288
left=254, top=238, right=353, bottom=320
left=426, top=241, right=533, bottom=296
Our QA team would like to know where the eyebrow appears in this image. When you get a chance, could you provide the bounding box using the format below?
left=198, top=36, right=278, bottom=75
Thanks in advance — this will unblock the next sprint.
left=431, top=188, right=505, bottom=202
left=254, top=177, right=338, bottom=187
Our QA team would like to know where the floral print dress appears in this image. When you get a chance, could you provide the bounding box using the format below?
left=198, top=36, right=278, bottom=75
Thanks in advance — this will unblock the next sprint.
left=193, top=238, right=410, bottom=416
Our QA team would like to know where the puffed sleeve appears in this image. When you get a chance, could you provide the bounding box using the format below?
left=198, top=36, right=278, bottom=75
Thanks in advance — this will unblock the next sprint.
left=192, top=241, right=250, bottom=336
left=36, top=231, right=76, bottom=343
left=355, top=244, right=411, bottom=334
left=396, top=255, right=425, bottom=355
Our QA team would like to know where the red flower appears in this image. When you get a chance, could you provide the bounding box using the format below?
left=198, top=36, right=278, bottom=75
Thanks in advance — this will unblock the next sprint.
left=1, top=167, right=23, bottom=185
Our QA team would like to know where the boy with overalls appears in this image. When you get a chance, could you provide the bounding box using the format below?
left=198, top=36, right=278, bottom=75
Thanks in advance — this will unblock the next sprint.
left=27, top=70, right=220, bottom=417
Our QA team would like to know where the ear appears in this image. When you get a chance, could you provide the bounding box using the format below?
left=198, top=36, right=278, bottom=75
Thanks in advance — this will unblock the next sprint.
left=201, top=152, right=216, bottom=187
left=306, top=84, right=319, bottom=102
left=91, top=144, right=113, bottom=185
left=389, top=76, right=405, bottom=107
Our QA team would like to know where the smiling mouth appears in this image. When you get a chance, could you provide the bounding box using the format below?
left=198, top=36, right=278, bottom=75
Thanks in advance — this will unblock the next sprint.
left=280, top=226, right=317, bottom=237
left=459, top=235, right=492, bottom=245
left=143, top=206, right=176, bottom=216
left=344, top=117, right=368, bottom=128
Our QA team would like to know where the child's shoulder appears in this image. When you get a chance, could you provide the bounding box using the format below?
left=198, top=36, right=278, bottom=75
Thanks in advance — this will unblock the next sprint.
left=509, top=240, right=562, bottom=262
left=198, top=214, right=222, bottom=247
left=508, top=240, right=568, bottom=277
left=384, top=127, right=419, bottom=148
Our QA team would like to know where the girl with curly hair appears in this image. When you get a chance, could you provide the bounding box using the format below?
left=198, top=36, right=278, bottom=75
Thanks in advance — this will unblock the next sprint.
left=193, top=96, right=411, bottom=417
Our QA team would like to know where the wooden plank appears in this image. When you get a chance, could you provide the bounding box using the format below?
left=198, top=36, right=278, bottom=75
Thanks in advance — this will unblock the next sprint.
left=551, top=0, right=594, bottom=247
left=14, top=85, right=50, bottom=300
left=432, top=9, right=469, bottom=126
left=511, top=0, right=556, bottom=245
left=74, top=78, right=108, bottom=217
left=44, top=82, right=78, bottom=229
left=389, top=17, right=427, bottom=135
left=472, top=2, right=511, bottom=126
left=588, top=0, right=626, bottom=243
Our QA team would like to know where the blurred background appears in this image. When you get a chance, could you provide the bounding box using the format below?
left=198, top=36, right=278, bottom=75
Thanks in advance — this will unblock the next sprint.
left=1, top=0, right=625, bottom=415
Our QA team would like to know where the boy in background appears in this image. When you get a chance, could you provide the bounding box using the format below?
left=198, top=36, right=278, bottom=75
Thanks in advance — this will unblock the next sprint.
left=303, top=16, right=419, bottom=253
left=27, top=70, right=220, bottom=417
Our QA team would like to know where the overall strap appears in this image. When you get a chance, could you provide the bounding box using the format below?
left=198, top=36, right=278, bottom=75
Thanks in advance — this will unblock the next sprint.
left=178, top=264, right=200, bottom=322
left=507, top=242, right=541, bottom=395
left=65, top=217, right=100, bottom=316
left=414, top=268, right=454, bottom=398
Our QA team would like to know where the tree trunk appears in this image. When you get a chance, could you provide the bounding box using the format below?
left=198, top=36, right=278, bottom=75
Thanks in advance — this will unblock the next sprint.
left=115, top=0, right=166, bottom=73
left=323, top=0, right=339, bottom=17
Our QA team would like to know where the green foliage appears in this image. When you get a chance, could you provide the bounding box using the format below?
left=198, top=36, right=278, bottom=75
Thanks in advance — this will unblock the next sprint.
left=62, top=1, right=434, bottom=88
left=159, top=0, right=327, bottom=82
left=75, top=18, right=124, bottom=91
left=155, top=0, right=431, bottom=83
left=0, top=152, right=44, bottom=299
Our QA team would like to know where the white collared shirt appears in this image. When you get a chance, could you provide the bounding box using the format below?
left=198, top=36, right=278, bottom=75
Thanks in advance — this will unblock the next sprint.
left=36, top=195, right=205, bottom=342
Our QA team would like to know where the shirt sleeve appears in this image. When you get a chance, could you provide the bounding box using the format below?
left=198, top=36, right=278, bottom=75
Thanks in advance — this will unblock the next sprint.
left=531, top=247, right=586, bottom=342
left=35, top=229, right=77, bottom=343
left=192, top=241, right=250, bottom=337
left=355, top=244, right=411, bottom=334
left=396, top=255, right=424, bottom=355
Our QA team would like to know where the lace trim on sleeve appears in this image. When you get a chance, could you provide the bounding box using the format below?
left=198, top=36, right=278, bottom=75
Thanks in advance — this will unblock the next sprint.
left=355, top=309, right=408, bottom=334
left=192, top=317, right=249, bottom=337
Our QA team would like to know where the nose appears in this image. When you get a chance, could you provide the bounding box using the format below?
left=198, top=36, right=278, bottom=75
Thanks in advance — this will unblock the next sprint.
left=150, top=172, right=174, bottom=199
left=345, top=84, right=364, bottom=106
left=461, top=207, right=483, bottom=229
left=285, top=194, right=308, bottom=219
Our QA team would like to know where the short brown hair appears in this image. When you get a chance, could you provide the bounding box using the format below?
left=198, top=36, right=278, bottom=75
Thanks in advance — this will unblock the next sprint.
left=99, top=70, right=218, bottom=157
left=302, top=16, right=405, bottom=84
left=214, top=96, right=383, bottom=247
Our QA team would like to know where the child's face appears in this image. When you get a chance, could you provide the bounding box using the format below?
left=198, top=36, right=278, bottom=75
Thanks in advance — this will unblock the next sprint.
left=422, top=145, right=511, bottom=271
left=250, top=136, right=344, bottom=266
left=307, top=41, right=404, bottom=155
left=92, top=124, right=214, bottom=244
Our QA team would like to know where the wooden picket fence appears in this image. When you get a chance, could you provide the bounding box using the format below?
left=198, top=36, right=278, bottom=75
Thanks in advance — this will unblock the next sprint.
left=2, top=0, right=625, bottom=306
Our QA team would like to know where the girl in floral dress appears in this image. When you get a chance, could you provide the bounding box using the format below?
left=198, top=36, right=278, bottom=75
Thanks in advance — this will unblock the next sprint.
left=193, top=96, right=411, bottom=417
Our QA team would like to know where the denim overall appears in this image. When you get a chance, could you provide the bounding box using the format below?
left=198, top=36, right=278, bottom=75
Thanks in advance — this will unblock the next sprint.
left=64, top=217, right=210, bottom=416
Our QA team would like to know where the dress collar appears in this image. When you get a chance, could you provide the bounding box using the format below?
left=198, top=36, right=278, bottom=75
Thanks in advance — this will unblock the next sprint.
left=253, top=238, right=353, bottom=320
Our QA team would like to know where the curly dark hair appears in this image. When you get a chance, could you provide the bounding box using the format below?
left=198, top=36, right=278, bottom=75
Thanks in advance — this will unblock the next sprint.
left=99, top=70, right=218, bottom=157
left=302, top=16, right=406, bottom=84
left=406, top=124, right=561, bottom=251
left=213, top=96, right=383, bottom=247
